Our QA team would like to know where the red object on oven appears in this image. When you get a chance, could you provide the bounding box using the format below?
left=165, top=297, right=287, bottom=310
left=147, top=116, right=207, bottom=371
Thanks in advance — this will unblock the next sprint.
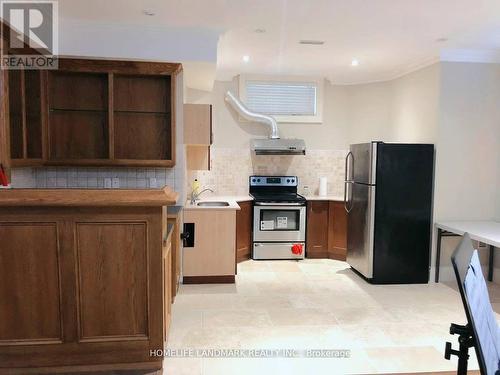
left=291, top=243, right=303, bottom=255
left=0, top=164, right=8, bottom=186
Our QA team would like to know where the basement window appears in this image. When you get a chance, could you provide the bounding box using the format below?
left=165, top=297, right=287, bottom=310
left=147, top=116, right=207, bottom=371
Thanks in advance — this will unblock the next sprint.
left=238, top=75, right=324, bottom=123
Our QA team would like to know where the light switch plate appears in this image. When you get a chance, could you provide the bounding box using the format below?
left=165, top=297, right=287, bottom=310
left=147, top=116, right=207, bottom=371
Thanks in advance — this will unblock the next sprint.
left=112, top=178, right=120, bottom=188
left=104, top=178, right=112, bottom=189
left=149, top=177, right=157, bottom=188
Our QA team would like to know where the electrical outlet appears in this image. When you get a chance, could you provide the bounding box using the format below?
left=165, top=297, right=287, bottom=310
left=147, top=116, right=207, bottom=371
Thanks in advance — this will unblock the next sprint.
left=112, top=178, right=120, bottom=188
left=149, top=177, right=157, bottom=188
left=104, top=178, right=112, bottom=189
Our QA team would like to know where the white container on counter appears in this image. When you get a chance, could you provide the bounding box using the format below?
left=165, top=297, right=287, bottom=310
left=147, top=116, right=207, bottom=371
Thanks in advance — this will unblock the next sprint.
left=319, top=177, right=328, bottom=196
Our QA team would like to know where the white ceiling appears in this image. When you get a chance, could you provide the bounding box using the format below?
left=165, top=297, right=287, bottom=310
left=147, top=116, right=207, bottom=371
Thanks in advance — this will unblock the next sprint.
left=52, top=0, right=500, bottom=85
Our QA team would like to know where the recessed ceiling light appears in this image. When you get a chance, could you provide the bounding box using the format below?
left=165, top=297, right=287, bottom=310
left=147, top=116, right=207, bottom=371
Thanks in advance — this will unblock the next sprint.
left=254, top=28, right=266, bottom=34
left=242, top=55, right=250, bottom=63
left=351, top=59, right=360, bottom=67
left=299, top=40, right=325, bottom=45
left=142, top=9, right=155, bottom=16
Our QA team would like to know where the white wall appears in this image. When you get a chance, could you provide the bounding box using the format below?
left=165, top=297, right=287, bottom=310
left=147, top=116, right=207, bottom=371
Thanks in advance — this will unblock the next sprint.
left=343, top=82, right=393, bottom=144
left=435, top=62, right=500, bottom=221
left=432, top=62, right=500, bottom=281
left=391, top=64, right=440, bottom=144
left=497, top=152, right=500, bottom=221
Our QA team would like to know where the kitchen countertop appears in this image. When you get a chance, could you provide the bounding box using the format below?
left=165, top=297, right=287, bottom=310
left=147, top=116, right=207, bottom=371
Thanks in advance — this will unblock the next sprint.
left=183, top=194, right=344, bottom=210
left=0, top=187, right=179, bottom=207
left=303, top=195, right=344, bottom=201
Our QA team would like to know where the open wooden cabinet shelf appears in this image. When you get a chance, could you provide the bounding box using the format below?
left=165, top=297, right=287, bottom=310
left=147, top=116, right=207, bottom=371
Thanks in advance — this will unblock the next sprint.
left=1, top=57, right=182, bottom=172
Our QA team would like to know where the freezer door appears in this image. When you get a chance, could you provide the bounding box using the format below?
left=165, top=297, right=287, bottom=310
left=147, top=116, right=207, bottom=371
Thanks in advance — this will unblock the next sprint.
left=350, top=142, right=378, bottom=185
left=346, top=183, right=375, bottom=278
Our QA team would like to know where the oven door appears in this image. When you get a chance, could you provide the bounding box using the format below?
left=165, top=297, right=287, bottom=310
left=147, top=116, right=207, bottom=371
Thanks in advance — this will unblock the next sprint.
left=253, top=203, right=306, bottom=242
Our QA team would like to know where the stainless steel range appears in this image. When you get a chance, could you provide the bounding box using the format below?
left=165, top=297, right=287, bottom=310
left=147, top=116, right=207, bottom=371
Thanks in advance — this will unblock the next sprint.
left=249, top=176, right=306, bottom=260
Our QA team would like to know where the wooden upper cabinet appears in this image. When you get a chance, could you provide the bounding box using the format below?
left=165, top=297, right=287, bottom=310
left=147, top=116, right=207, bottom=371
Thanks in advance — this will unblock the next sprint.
left=7, top=69, right=45, bottom=165
left=47, top=71, right=109, bottom=160
left=3, top=58, right=182, bottom=168
left=44, top=58, right=181, bottom=167
left=184, top=104, right=212, bottom=145
left=184, top=104, right=212, bottom=171
left=113, top=74, right=172, bottom=162
left=0, top=68, right=10, bottom=181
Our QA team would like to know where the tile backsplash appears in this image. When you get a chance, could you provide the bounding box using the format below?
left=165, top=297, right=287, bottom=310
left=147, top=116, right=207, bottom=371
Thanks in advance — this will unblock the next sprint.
left=188, top=147, right=348, bottom=197
left=10, top=144, right=187, bottom=204
left=11, top=167, right=175, bottom=189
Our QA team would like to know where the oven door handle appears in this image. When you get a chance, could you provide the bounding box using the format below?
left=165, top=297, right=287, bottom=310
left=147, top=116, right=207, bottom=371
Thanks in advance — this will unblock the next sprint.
left=254, top=202, right=305, bottom=206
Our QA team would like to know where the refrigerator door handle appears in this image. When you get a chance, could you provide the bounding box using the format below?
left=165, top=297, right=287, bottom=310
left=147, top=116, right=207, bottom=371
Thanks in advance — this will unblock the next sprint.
left=344, top=151, right=353, bottom=183
left=344, top=151, right=355, bottom=213
left=344, top=181, right=354, bottom=213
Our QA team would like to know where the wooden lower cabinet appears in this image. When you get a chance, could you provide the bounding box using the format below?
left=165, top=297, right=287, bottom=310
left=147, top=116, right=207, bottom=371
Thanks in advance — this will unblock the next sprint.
left=306, top=200, right=347, bottom=261
left=328, top=201, right=348, bottom=260
left=306, top=201, right=329, bottom=258
left=0, top=206, right=170, bottom=373
left=236, top=200, right=253, bottom=264
left=183, top=209, right=236, bottom=283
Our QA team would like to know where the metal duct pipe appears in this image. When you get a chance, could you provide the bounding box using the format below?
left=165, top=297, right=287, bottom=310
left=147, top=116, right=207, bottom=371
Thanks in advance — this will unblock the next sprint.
left=224, top=90, right=280, bottom=139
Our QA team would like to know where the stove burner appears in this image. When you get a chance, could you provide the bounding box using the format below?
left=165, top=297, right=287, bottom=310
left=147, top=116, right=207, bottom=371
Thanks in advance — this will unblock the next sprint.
left=249, top=176, right=305, bottom=205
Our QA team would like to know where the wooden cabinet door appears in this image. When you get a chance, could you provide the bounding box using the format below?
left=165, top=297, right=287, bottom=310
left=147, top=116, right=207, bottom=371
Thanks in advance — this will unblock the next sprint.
left=0, top=222, right=65, bottom=346
left=306, top=201, right=329, bottom=258
left=8, top=69, right=45, bottom=165
left=75, top=223, right=149, bottom=340
left=236, top=201, right=253, bottom=264
left=0, top=68, right=11, bottom=181
left=47, top=71, right=110, bottom=162
left=183, top=209, right=236, bottom=277
left=70, top=211, right=164, bottom=366
left=184, top=104, right=212, bottom=145
left=328, top=201, right=348, bottom=260
left=0, top=217, right=74, bottom=368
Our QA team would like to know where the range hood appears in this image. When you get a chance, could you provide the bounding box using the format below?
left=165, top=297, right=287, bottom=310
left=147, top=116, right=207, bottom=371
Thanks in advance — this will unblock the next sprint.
left=251, top=138, right=306, bottom=155
left=224, top=91, right=306, bottom=155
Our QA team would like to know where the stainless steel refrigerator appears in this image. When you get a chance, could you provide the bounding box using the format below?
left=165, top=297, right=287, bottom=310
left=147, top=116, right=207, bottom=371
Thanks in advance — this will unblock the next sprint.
left=344, top=142, right=434, bottom=284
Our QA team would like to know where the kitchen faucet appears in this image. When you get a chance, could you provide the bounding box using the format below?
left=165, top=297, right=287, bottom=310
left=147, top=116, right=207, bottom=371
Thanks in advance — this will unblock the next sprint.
left=190, top=188, right=214, bottom=204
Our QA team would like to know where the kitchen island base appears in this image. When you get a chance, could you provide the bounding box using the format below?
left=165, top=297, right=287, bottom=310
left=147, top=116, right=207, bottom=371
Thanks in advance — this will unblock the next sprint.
left=0, top=188, right=177, bottom=374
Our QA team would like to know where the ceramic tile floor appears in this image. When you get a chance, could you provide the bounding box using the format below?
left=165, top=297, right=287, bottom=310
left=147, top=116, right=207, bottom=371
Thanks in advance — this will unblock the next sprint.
left=163, top=259, right=500, bottom=374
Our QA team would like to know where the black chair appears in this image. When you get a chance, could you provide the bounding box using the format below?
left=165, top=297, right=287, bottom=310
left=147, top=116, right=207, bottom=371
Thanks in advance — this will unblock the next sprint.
left=446, top=233, right=500, bottom=374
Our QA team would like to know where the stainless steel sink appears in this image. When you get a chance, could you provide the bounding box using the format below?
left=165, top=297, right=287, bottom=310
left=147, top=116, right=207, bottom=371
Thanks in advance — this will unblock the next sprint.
left=196, top=201, right=230, bottom=207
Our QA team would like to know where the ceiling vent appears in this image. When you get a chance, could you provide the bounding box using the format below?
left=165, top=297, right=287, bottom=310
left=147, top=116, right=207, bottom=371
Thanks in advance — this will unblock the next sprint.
left=299, top=40, right=325, bottom=45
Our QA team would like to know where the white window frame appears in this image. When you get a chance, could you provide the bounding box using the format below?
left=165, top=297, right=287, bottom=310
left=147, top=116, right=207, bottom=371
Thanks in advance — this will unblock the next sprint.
left=238, top=75, right=324, bottom=123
